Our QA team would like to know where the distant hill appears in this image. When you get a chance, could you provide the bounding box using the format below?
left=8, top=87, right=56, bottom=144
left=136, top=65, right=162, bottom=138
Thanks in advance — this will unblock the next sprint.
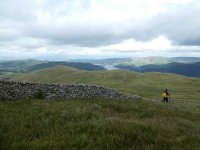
left=0, top=59, right=43, bottom=72
left=1, top=57, right=200, bottom=73
left=115, top=62, right=200, bottom=77
left=26, top=62, right=105, bottom=71
left=0, top=59, right=105, bottom=72
left=70, top=58, right=130, bottom=65
left=11, top=66, right=200, bottom=100
left=71, top=57, right=200, bottom=66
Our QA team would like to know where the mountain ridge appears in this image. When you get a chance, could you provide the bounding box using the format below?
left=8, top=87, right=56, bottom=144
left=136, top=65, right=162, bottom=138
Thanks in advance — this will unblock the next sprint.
left=115, top=62, right=200, bottom=77
left=70, top=57, right=200, bottom=66
left=0, top=59, right=105, bottom=72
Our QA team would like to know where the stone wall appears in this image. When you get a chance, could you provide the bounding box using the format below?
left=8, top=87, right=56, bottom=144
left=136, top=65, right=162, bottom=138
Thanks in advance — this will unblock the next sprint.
left=0, top=81, right=141, bottom=100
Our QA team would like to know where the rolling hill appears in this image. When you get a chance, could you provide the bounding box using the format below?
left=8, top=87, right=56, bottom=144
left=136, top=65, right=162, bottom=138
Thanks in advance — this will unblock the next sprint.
left=115, top=62, right=200, bottom=77
left=12, top=66, right=200, bottom=101
left=0, top=60, right=105, bottom=72
left=26, top=61, right=105, bottom=72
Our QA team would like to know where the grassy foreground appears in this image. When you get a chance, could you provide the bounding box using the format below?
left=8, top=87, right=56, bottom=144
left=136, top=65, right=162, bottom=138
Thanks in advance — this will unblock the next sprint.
left=0, top=99, right=200, bottom=149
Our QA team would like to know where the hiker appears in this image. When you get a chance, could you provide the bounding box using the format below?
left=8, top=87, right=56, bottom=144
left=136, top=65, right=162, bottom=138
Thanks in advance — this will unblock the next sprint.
left=162, top=89, right=170, bottom=102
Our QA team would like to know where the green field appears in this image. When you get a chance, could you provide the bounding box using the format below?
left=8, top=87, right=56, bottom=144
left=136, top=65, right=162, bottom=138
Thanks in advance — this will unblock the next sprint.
left=0, top=99, right=200, bottom=149
left=1, top=66, right=200, bottom=149
left=12, top=66, right=200, bottom=101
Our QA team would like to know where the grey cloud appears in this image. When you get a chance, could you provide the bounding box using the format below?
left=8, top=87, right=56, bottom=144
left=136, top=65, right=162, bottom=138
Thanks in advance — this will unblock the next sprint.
left=109, top=2, right=200, bottom=46
left=24, top=22, right=125, bottom=47
left=0, top=0, right=200, bottom=50
left=0, top=0, right=36, bottom=21
left=151, top=2, right=200, bottom=46
left=0, top=29, right=19, bottom=41
left=32, top=1, right=200, bottom=47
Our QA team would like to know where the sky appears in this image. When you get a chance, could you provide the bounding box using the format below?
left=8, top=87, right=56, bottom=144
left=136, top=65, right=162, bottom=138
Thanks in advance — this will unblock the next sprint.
left=0, top=0, right=200, bottom=60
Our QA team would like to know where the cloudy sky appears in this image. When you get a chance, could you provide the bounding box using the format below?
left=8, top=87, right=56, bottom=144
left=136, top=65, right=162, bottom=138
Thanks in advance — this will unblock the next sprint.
left=0, top=0, right=200, bottom=60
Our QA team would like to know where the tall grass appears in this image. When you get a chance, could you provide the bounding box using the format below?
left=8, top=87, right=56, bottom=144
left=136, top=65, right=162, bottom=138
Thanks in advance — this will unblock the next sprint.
left=5, top=66, right=200, bottom=149
left=0, top=99, right=199, bottom=149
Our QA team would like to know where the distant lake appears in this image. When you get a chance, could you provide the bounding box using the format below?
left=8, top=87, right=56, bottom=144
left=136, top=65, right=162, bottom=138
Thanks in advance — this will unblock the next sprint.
left=103, top=65, right=119, bottom=70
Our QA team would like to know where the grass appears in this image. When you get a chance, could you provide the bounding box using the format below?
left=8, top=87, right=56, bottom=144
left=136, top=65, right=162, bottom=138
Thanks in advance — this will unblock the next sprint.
left=2, top=66, right=200, bottom=149
left=0, top=99, right=200, bottom=149
left=12, top=66, right=200, bottom=101
left=0, top=72, right=17, bottom=80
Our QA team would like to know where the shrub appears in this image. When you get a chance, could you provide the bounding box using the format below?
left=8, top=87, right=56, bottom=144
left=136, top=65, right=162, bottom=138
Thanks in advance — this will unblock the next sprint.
left=33, top=91, right=45, bottom=99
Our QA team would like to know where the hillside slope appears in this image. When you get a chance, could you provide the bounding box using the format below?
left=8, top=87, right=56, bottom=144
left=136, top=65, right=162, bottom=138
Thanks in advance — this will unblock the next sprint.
left=12, top=66, right=200, bottom=101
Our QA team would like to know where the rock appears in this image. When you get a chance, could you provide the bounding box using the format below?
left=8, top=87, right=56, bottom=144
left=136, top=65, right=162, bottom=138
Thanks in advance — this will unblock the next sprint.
left=0, top=81, right=142, bottom=101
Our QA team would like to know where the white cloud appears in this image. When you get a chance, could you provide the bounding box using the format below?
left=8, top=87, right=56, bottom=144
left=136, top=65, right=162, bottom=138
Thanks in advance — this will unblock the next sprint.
left=0, top=0, right=200, bottom=60
left=102, top=35, right=172, bottom=51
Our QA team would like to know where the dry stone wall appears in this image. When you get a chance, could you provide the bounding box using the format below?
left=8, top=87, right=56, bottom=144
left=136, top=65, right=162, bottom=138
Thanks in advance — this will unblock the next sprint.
left=0, top=81, right=141, bottom=100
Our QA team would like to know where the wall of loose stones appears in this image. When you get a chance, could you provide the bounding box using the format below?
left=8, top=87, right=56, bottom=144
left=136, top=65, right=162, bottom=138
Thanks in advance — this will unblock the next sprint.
left=0, top=81, right=141, bottom=100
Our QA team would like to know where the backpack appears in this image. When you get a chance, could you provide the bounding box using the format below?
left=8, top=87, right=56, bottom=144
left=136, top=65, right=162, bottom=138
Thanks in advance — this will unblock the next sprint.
left=162, top=92, right=167, bottom=97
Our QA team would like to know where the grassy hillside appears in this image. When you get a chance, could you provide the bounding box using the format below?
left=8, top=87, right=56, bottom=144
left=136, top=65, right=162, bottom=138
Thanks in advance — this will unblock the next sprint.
left=0, top=99, right=199, bottom=149
left=12, top=66, right=200, bottom=101
left=3, top=66, right=200, bottom=149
